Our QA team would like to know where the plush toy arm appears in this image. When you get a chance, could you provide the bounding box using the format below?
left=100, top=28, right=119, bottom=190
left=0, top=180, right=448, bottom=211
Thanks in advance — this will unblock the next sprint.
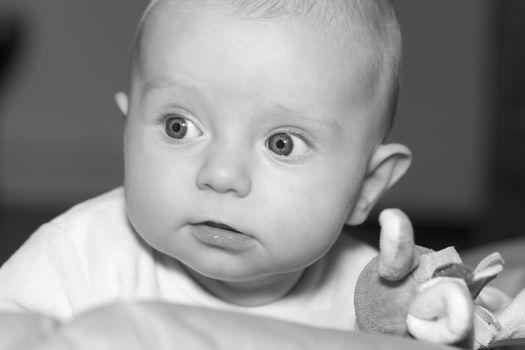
left=494, top=286, right=525, bottom=344
left=474, top=286, right=525, bottom=349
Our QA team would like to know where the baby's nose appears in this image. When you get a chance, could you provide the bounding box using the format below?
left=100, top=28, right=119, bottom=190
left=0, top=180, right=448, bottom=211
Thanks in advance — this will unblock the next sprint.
left=195, top=143, right=252, bottom=197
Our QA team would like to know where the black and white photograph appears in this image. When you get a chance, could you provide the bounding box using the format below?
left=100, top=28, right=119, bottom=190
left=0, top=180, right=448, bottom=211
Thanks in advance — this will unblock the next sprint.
left=0, top=1, right=524, bottom=349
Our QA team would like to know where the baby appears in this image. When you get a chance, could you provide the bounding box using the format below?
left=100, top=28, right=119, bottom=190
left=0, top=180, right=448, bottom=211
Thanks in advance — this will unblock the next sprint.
left=0, top=0, right=411, bottom=331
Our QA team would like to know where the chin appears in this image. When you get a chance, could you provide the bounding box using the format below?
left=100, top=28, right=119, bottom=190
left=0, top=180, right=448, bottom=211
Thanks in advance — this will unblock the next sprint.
left=191, top=264, right=265, bottom=282
left=177, top=255, right=247, bottom=277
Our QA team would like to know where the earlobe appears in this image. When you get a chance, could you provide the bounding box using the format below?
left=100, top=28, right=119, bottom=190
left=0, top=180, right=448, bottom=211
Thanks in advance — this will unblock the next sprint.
left=346, top=143, right=412, bottom=225
left=114, top=92, right=129, bottom=117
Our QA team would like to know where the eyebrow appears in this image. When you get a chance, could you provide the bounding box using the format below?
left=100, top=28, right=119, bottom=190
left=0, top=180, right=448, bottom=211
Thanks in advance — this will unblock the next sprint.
left=270, top=104, right=343, bottom=136
left=142, top=76, right=198, bottom=95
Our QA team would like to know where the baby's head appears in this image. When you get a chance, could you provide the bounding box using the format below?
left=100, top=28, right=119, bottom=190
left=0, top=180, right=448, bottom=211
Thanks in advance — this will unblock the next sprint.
left=116, top=0, right=411, bottom=304
left=131, top=0, right=402, bottom=138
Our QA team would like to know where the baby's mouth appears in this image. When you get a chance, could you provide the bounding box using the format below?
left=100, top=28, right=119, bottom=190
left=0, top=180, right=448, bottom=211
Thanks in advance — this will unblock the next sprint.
left=191, top=220, right=254, bottom=251
left=200, top=221, right=242, bottom=234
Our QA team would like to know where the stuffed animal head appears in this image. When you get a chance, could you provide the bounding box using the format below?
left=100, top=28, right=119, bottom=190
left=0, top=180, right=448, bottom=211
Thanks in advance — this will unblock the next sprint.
left=354, top=209, right=504, bottom=348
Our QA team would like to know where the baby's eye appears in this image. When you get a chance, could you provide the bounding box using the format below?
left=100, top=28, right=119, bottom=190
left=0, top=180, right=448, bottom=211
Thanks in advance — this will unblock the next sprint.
left=164, top=115, right=202, bottom=139
left=266, top=132, right=310, bottom=157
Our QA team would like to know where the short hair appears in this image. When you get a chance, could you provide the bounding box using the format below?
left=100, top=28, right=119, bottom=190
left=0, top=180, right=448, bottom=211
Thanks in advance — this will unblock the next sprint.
left=132, top=0, right=402, bottom=139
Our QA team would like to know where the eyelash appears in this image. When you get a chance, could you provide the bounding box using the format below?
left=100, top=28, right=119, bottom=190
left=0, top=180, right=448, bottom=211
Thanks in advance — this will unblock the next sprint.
left=275, top=126, right=312, bottom=143
left=155, top=111, right=188, bottom=125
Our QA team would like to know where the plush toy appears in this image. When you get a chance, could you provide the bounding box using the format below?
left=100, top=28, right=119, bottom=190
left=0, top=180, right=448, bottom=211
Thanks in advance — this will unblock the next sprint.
left=354, top=209, right=525, bottom=349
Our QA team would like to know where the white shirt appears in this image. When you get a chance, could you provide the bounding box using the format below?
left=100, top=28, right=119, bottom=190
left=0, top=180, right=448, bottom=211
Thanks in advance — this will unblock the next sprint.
left=0, top=188, right=376, bottom=329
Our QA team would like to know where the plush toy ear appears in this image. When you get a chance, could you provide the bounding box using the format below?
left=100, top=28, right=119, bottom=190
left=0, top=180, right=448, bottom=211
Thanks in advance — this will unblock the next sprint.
left=377, top=209, right=419, bottom=281
left=469, top=252, right=504, bottom=298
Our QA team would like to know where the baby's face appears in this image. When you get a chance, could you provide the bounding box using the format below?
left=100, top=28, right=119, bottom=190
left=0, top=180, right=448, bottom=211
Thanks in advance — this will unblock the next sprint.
left=124, top=3, right=384, bottom=284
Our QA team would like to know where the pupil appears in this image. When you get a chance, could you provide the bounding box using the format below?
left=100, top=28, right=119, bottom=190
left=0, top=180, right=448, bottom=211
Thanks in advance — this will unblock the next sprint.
left=172, top=122, right=181, bottom=133
left=269, top=133, right=293, bottom=156
left=166, top=117, right=187, bottom=139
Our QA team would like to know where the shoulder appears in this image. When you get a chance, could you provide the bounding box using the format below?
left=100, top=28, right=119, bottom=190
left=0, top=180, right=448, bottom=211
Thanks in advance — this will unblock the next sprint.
left=5, top=187, right=134, bottom=259
left=0, top=188, right=148, bottom=318
left=50, top=187, right=127, bottom=232
left=26, top=187, right=149, bottom=268
left=1, top=188, right=128, bottom=260
left=32, top=187, right=141, bottom=254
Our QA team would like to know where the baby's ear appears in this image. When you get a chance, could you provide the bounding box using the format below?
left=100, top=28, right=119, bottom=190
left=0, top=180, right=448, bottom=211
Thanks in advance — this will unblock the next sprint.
left=114, top=92, right=129, bottom=117
left=346, top=143, right=411, bottom=225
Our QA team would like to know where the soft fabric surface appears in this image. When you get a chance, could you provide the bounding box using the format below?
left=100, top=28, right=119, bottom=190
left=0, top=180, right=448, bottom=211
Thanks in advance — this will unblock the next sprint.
left=0, top=302, right=456, bottom=350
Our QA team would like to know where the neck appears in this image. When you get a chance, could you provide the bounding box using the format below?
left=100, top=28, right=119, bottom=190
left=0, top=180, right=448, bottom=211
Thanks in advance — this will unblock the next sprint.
left=186, top=268, right=305, bottom=306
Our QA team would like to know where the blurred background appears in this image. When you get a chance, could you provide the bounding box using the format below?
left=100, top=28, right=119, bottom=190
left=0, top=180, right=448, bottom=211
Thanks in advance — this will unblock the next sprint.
left=0, top=0, right=524, bottom=264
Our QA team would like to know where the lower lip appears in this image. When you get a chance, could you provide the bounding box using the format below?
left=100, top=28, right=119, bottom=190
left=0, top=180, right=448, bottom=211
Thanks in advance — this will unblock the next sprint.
left=190, top=224, right=255, bottom=252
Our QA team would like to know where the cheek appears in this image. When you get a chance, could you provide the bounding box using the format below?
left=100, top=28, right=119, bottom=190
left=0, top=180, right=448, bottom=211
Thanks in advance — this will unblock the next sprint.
left=124, top=128, right=194, bottom=238
left=125, top=121, right=193, bottom=197
left=290, top=164, right=362, bottom=217
left=259, top=164, right=362, bottom=247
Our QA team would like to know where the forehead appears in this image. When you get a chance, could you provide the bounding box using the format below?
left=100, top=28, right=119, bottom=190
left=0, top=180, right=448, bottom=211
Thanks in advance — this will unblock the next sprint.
left=134, top=1, right=381, bottom=126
